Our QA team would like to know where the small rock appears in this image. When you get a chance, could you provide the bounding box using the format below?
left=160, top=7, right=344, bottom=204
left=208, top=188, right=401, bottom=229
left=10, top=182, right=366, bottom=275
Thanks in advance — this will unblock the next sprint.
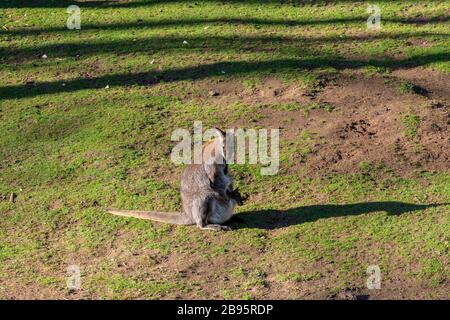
left=208, top=90, right=219, bottom=97
left=105, top=85, right=110, bottom=89
left=41, top=54, right=48, bottom=59
left=182, top=40, right=188, bottom=45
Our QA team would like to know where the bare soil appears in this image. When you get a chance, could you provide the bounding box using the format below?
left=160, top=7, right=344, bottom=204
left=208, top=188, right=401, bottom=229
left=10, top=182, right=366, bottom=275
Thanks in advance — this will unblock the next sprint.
left=172, top=67, right=450, bottom=178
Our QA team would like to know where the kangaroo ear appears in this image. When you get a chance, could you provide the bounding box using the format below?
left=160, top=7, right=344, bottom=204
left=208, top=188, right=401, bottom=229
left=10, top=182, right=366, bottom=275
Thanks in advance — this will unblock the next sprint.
left=214, top=127, right=225, bottom=137
left=213, top=128, right=225, bottom=140
left=212, top=128, right=226, bottom=160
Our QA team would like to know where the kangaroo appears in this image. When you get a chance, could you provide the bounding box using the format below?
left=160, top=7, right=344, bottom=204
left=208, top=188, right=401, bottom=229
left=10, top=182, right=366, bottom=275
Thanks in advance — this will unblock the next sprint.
left=107, top=128, right=244, bottom=231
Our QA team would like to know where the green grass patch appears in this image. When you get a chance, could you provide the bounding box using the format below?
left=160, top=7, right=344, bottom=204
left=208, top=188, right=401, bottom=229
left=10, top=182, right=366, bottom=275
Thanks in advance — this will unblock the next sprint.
left=401, top=114, right=421, bottom=138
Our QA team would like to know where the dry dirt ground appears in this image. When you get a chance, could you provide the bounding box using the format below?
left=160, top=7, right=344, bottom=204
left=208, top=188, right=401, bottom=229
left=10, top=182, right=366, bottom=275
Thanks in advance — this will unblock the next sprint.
left=173, top=67, right=449, bottom=178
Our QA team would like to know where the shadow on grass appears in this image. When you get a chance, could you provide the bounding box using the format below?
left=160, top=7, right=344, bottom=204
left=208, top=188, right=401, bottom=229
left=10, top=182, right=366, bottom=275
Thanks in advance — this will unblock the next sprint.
left=0, top=52, right=447, bottom=101
left=1, top=0, right=444, bottom=9
left=2, top=16, right=448, bottom=36
left=3, top=32, right=448, bottom=61
left=229, top=202, right=449, bottom=230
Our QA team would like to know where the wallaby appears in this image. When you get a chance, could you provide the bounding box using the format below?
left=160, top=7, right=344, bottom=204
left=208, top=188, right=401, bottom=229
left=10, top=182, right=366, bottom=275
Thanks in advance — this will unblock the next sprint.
left=107, top=128, right=244, bottom=231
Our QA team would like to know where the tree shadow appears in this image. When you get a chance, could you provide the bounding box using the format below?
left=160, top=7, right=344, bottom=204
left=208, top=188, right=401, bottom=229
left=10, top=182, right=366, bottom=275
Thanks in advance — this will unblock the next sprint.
left=1, top=3, right=448, bottom=101
left=228, top=202, right=449, bottom=230
left=2, top=16, right=448, bottom=36
left=1, top=52, right=447, bottom=101
left=0, top=0, right=443, bottom=9
left=3, top=32, right=447, bottom=61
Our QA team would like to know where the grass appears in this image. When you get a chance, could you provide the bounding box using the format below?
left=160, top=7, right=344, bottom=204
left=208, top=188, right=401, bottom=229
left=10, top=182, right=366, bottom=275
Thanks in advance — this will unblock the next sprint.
left=269, top=102, right=335, bottom=113
left=401, top=114, right=421, bottom=138
left=0, top=0, right=449, bottom=299
left=397, top=80, right=419, bottom=94
left=276, top=271, right=323, bottom=283
left=103, top=274, right=185, bottom=299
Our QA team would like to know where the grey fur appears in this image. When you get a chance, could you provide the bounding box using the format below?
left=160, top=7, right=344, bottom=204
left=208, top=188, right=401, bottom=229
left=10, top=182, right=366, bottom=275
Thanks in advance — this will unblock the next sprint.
left=107, top=129, right=242, bottom=231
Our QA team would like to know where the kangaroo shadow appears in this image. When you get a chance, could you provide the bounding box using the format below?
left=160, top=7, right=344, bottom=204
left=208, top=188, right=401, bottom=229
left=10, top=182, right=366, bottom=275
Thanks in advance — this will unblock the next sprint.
left=229, top=202, right=449, bottom=230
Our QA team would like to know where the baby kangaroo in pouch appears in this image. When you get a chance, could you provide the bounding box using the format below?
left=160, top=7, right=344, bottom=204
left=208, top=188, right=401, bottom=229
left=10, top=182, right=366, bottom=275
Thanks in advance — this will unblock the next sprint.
left=107, top=128, right=244, bottom=231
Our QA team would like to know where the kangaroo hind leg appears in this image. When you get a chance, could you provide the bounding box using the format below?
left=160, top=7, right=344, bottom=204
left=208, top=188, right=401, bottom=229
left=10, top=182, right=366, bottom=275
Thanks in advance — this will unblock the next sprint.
left=192, top=198, right=231, bottom=231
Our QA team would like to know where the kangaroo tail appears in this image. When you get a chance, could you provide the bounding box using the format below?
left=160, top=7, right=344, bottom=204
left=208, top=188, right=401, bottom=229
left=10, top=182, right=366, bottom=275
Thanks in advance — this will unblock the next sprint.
left=106, top=208, right=193, bottom=225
